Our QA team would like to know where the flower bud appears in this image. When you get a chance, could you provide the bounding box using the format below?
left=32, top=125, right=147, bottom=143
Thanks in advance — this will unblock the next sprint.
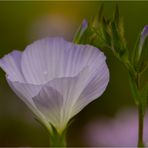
left=132, top=25, right=148, bottom=73
left=73, top=5, right=111, bottom=50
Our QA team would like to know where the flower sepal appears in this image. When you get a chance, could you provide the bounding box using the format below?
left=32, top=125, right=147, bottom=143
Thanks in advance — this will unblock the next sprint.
left=129, top=73, right=148, bottom=116
left=109, top=4, right=129, bottom=64
left=74, top=4, right=129, bottom=66
left=49, top=124, right=67, bottom=147
left=131, top=25, right=148, bottom=73
left=73, top=5, right=111, bottom=50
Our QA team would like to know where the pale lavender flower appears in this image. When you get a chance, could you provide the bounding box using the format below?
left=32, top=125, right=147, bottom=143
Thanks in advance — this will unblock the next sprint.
left=0, top=37, right=109, bottom=133
left=84, top=108, right=148, bottom=147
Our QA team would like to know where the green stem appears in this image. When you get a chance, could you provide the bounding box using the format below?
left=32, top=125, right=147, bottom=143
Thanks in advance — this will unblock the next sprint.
left=50, top=133, right=67, bottom=147
left=49, top=126, right=67, bottom=147
left=136, top=73, right=145, bottom=147
left=138, top=104, right=144, bottom=147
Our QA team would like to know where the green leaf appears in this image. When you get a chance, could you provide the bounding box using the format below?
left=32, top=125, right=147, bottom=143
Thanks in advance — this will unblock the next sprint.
left=109, top=4, right=128, bottom=61
left=128, top=73, right=148, bottom=115
left=131, top=33, right=140, bottom=66
left=92, top=3, right=104, bottom=29
left=114, top=4, right=120, bottom=25
left=128, top=74, right=140, bottom=105
left=98, top=3, right=104, bottom=22
left=110, top=21, right=128, bottom=60
left=101, top=17, right=111, bottom=46
left=113, top=4, right=125, bottom=40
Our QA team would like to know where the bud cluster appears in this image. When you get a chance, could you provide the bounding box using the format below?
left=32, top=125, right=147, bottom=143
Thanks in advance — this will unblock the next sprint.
left=74, top=4, right=148, bottom=114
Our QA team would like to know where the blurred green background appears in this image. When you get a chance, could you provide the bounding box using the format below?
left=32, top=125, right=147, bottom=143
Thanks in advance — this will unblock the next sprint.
left=0, top=1, right=148, bottom=146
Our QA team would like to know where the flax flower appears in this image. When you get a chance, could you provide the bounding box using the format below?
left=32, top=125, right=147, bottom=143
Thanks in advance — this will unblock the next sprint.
left=0, top=37, right=109, bottom=134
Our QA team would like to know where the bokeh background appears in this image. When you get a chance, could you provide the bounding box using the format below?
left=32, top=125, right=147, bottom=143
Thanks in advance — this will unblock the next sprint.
left=0, top=1, right=148, bottom=146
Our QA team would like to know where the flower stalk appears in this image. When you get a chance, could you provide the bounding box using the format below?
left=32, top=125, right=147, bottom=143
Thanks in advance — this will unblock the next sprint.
left=135, top=73, right=144, bottom=147
left=128, top=64, right=147, bottom=148
left=50, top=131, right=67, bottom=147
left=49, top=124, right=67, bottom=147
left=138, top=103, right=144, bottom=147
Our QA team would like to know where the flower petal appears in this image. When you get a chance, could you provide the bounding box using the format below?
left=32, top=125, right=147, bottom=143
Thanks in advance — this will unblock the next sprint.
left=72, top=55, right=109, bottom=115
left=7, top=77, right=41, bottom=113
left=0, top=50, right=25, bottom=82
left=6, top=77, right=50, bottom=130
left=21, top=37, right=104, bottom=84
left=7, top=77, right=42, bottom=102
left=32, top=67, right=90, bottom=132
left=0, top=37, right=109, bottom=134
left=32, top=85, right=63, bottom=132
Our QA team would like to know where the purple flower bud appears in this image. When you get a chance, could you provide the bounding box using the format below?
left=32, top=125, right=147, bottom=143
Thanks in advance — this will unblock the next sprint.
left=139, top=25, right=148, bottom=55
left=81, top=19, right=88, bottom=33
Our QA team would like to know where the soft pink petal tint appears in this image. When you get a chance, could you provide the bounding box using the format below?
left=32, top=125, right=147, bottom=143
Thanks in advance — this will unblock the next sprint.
left=84, top=108, right=148, bottom=147
left=0, top=37, right=109, bottom=132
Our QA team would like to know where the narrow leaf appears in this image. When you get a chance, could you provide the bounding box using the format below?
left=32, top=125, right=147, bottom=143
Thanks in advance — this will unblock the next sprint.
left=114, top=3, right=120, bottom=25
left=128, top=74, right=140, bottom=105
